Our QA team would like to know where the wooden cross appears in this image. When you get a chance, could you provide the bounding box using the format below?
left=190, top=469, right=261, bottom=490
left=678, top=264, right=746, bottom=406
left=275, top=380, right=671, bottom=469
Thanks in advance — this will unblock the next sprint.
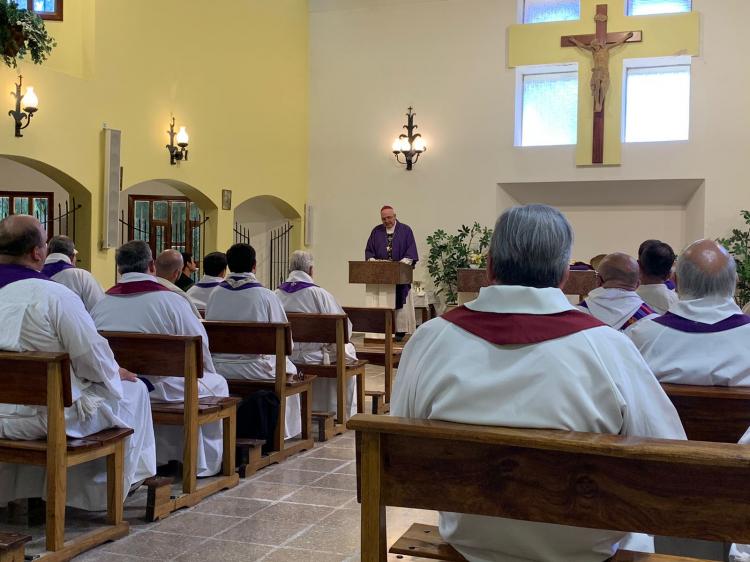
left=561, top=4, right=641, bottom=164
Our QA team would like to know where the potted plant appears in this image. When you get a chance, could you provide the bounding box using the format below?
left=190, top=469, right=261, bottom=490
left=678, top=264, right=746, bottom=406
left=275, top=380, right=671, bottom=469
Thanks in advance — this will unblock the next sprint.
left=0, top=0, right=56, bottom=69
left=426, top=222, right=492, bottom=306
left=718, top=210, right=750, bottom=308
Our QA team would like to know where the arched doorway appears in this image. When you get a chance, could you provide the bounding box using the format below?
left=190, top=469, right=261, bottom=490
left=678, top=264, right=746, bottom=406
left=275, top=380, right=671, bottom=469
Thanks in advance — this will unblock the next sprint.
left=0, top=155, right=92, bottom=268
left=233, top=195, right=301, bottom=288
left=121, top=179, right=218, bottom=279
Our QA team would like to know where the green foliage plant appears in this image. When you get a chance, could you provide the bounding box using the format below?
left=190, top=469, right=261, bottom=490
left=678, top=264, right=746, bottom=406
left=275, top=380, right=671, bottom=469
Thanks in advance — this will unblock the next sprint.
left=0, top=0, right=56, bottom=69
left=426, top=222, right=493, bottom=305
left=718, top=210, right=750, bottom=308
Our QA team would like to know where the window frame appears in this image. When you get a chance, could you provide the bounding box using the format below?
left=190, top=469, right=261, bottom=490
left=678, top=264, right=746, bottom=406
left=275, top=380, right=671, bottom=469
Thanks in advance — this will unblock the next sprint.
left=515, top=63, right=579, bottom=147
left=621, top=56, right=692, bottom=144
left=28, top=0, right=63, bottom=22
left=0, top=191, right=55, bottom=237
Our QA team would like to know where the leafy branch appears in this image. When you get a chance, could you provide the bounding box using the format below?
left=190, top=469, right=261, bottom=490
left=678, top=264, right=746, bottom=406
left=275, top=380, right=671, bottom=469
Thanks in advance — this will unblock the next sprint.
left=718, top=209, right=750, bottom=308
left=0, top=0, right=56, bottom=69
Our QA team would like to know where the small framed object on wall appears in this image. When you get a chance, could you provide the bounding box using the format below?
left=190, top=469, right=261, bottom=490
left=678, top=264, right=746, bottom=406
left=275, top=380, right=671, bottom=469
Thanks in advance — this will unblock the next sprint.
left=28, top=0, right=63, bottom=21
left=221, top=189, right=232, bottom=210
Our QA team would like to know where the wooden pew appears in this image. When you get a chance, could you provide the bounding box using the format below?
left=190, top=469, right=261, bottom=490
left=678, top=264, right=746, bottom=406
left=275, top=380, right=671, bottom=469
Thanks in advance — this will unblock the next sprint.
left=202, top=321, right=315, bottom=464
left=0, top=532, right=31, bottom=562
left=348, top=413, right=750, bottom=562
left=661, top=383, right=750, bottom=443
left=286, top=313, right=368, bottom=439
left=100, top=333, right=240, bottom=521
left=342, top=307, right=398, bottom=414
left=0, top=352, right=132, bottom=559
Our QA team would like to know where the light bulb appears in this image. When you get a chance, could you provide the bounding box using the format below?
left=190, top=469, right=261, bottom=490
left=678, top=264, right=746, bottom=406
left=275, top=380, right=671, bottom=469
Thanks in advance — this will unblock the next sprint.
left=392, top=138, right=402, bottom=152
left=22, top=87, right=38, bottom=112
left=399, top=137, right=411, bottom=152
left=175, top=126, right=189, bottom=146
left=413, top=137, right=426, bottom=152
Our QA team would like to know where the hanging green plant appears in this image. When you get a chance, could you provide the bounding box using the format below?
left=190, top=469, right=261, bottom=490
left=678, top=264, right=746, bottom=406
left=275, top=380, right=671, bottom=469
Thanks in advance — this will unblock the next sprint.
left=0, top=0, right=56, bottom=69
left=718, top=210, right=750, bottom=308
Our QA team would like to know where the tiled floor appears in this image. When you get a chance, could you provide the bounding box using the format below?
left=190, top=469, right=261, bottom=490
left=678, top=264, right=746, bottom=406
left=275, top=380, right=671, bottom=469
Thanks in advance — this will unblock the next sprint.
left=0, top=365, right=437, bottom=561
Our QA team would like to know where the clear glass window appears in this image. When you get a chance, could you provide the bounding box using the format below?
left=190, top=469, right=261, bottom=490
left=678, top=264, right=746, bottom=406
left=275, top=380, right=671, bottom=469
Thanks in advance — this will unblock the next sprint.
left=624, top=65, right=690, bottom=143
left=627, top=0, right=691, bottom=16
left=521, top=71, right=579, bottom=146
left=524, top=0, right=580, bottom=23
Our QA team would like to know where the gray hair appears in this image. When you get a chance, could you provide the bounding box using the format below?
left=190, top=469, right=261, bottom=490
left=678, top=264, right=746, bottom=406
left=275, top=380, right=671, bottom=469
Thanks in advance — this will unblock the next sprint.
left=48, top=235, right=76, bottom=258
left=490, top=204, right=573, bottom=288
left=116, top=240, right=153, bottom=274
left=289, top=250, right=314, bottom=274
left=676, top=250, right=737, bottom=300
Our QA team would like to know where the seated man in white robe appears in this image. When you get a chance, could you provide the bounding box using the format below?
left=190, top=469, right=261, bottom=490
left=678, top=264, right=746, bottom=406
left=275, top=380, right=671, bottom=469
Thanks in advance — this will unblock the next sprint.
left=186, top=251, right=227, bottom=312
left=205, top=243, right=301, bottom=439
left=636, top=239, right=678, bottom=314
left=41, top=235, right=105, bottom=313
left=155, top=249, right=202, bottom=319
left=0, top=216, right=156, bottom=510
left=92, top=240, right=229, bottom=477
left=391, top=204, right=685, bottom=562
left=578, top=252, right=655, bottom=331
left=275, top=250, right=357, bottom=416
left=629, top=239, right=750, bottom=385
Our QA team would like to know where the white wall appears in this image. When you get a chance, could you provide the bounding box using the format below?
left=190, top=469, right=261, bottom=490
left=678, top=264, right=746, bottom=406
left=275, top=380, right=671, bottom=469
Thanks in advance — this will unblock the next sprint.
left=309, top=0, right=750, bottom=305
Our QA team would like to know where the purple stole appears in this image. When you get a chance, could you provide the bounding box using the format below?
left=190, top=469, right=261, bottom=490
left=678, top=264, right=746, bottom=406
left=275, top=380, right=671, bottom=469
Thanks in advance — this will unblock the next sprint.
left=365, top=223, right=418, bottom=310
left=442, top=305, right=605, bottom=345
left=106, top=280, right=172, bottom=295
left=665, top=280, right=676, bottom=291
left=653, top=312, right=750, bottom=333
left=0, top=264, right=50, bottom=289
left=278, top=281, right=317, bottom=293
left=195, top=281, right=222, bottom=289
left=579, top=300, right=654, bottom=331
left=41, top=261, right=74, bottom=278
left=219, top=276, right=264, bottom=291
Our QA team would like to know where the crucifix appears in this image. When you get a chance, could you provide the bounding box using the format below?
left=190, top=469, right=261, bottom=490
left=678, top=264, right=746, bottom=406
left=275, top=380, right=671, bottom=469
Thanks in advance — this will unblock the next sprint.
left=561, top=4, right=642, bottom=164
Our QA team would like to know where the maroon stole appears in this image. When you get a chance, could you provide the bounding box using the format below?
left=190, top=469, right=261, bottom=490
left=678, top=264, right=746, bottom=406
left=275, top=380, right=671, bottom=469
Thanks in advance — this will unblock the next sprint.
left=106, top=280, right=172, bottom=295
left=441, top=305, right=606, bottom=345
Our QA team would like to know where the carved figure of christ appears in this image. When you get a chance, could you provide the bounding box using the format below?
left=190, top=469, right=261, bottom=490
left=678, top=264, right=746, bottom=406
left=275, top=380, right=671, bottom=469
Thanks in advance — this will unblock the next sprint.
left=561, top=4, right=641, bottom=163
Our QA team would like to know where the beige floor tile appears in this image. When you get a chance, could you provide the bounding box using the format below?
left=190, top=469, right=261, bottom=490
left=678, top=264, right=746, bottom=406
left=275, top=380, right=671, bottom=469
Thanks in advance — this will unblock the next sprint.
left=264, top=547, right=348, bottom=562
left=151, top=511, right=244, bottom=538
left=173, top=539, right=272, bottom=561
left=306, top=447, right=356, bottom=461
left=254, top=501, right=334, bottom=523
left=284, top=457, right=349, bottom=473
left=319, top=508, right=360, bottom=529
left=287, top=521, right=360, bottom=555
left=333, top=462, right=357, bottom=475
left=192, top=495, right=270, bottom=517
left=100, top=530, right=206, bottom=559
left=311, top=473, right=358, bottom=491
left=284, top=487, right=356, bottom=508
left=216, top=517, right=310, bottom=546
left=74, top=551, right=149, bottom=562
left=225, top=480, right=302, bottom=501
left=258, top=469, right=331, bottom=485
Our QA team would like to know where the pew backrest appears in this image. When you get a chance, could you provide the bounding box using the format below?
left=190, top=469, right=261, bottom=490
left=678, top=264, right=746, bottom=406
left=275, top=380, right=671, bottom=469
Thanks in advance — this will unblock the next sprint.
left=0, top=351, right=71, bottom=407
left=286, top=313, right=349, bottom=345
left=349, top=413, right=750, bottom=544
left=661, top=382, right=750, bottom=443
left=202, top=321, right=292, bottom=356
left=99, top=332, right=203, bottom=379
left=342, top=307, right=394, bottom=336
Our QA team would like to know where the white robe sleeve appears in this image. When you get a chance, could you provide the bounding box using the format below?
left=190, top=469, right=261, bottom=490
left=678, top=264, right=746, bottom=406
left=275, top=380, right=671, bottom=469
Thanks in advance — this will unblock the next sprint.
left=51, top=293, right=123, bottom=400
left=78, top=271, right=105, bottom=313
left=312, top=288, right=358, bottom=362
left=169, top=298, right=216, bottom=373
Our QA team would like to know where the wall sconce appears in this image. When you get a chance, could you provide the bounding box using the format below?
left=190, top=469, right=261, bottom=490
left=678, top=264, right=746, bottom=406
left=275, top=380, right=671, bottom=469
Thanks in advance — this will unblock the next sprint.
left=391, top=106, right=427, bottom=170
left=166, top=115, right=189, bottom=165
left=8, top=76, right=38, bottom=138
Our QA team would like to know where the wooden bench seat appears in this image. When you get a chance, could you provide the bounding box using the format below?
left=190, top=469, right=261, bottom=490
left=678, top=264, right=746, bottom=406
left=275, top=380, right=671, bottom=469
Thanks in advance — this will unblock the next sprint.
left=348, top=414, right=750, bottom=562
left=661, top=382, right=750, bottom=443
left=101, top=332, right=240, bottom=521
left=203, top=321, right=315, bottom=465
left=0, top=351, right=132, bottom=560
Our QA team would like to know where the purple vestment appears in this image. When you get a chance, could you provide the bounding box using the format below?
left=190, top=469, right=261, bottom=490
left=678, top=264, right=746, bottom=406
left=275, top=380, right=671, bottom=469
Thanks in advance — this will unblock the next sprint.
left=278, top=281, right=318, bottom=293
left=653, top=312, right=750, bottom=333
left=0, top=264, right=50, bottom=289
left=364, top=222, right=419, bottom=310
left=41, top=261, right=74, bottom=278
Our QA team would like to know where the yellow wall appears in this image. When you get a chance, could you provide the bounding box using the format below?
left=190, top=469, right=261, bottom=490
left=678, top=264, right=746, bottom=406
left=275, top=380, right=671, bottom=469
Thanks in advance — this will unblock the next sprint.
left=0, top=0, right=309, bottom=283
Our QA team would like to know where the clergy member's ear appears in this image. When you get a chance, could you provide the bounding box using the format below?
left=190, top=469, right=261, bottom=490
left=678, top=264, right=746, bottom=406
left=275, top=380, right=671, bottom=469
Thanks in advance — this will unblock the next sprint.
left=309, top=266, right=314, bottom=277
left=486, top=255, right=496, bottom=284
left=147, top=260, right=157, bottom=275
left=558, top=266, right=570, bottom=290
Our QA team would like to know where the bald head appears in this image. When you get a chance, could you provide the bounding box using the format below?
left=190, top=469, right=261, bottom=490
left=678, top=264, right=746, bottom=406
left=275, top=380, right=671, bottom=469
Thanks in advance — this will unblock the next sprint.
left=155, top=249, right=183, bottom=283
left=597, top=252, right=640, bottom=291
left=0, top=215, right=47, bottom=269
left=676, top=239, right=736, bottom=299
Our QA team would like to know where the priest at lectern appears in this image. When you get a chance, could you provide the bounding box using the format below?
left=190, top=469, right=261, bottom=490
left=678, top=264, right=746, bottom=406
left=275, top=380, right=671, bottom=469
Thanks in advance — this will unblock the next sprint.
left=365, top=205, right=419, bottom=339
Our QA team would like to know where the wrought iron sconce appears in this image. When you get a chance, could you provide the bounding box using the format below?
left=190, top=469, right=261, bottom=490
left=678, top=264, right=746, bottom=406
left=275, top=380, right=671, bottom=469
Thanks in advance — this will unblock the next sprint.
left=166, top=115, right=189, bottom=165
left=9, top=76, right=38, bottom=138
left=391, top=106, right=426, bottom=170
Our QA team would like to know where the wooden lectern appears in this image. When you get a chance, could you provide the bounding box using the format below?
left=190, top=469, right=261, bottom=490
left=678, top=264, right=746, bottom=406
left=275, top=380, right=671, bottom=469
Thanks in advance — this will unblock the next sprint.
left=349, top=261, right=413, bottom=309
left=457, top=268, right=598, bottom=304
